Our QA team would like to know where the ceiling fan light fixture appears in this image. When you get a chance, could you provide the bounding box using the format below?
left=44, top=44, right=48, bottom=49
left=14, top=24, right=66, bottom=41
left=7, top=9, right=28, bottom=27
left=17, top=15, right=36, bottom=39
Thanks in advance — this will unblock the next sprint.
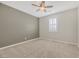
left=40, top=7, right=46, bottom=12
left=32, top=1, right=53, bottom=12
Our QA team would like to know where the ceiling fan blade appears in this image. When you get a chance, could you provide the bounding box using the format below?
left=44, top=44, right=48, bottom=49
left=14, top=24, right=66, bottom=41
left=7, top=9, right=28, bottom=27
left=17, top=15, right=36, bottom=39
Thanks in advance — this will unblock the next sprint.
left=40, top=1, right=45, bottom=7
left=45, top=6, right=53, bottom=8
left=32, top=4, right=40, bottom=7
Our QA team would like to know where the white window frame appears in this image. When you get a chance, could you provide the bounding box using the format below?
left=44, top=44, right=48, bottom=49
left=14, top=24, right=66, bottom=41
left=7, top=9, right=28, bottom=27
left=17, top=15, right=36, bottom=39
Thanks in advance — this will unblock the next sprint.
left=49, top=18, right=57, bottom=32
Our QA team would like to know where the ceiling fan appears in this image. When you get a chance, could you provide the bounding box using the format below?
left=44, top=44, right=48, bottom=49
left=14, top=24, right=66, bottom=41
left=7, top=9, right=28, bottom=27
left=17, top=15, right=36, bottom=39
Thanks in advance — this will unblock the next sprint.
left=32, top=1, right=53, bottom=12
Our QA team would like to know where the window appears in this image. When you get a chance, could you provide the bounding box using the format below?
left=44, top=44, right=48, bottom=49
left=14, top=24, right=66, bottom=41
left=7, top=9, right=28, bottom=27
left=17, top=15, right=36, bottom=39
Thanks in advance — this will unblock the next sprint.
left=49, top=18, right=57, bottom=32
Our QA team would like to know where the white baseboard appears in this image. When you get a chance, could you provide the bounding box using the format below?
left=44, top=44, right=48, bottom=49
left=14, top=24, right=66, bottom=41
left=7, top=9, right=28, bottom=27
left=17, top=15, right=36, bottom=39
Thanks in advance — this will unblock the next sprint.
left=39, top=37, right=77, bottom=46
left=0, top=38, right=39, bottom=50
left=0, top=37, right=77, bottom=50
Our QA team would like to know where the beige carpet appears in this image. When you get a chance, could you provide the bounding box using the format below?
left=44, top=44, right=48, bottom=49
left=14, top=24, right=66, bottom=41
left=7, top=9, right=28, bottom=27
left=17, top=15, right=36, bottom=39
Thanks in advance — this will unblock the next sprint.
left=0, top=39, right=79, bottom=58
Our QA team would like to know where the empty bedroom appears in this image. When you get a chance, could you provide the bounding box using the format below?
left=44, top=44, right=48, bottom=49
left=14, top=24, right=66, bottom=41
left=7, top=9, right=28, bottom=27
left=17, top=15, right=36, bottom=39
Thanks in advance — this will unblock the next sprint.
left=0, top=0, right=79, bottom=58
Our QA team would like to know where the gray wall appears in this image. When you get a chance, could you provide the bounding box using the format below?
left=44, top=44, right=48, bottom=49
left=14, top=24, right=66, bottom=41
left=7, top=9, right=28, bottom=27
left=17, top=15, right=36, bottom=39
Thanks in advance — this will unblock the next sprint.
left=40, top=8, right=77, bottom=44
left=77, top=6, right=79, bottom=47
left=0, top=3, right=39, bottom=48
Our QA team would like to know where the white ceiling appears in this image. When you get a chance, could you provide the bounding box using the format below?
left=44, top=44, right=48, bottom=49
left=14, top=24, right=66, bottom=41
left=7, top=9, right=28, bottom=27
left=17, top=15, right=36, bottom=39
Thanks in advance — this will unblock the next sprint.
left=1, top=1, right=79, bottom=18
